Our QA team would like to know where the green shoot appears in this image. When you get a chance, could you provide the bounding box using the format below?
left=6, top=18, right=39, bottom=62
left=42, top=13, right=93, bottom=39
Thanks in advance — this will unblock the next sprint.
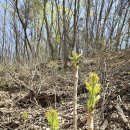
left=85, top=72, right=101, bottom=112
left=45, top=108, right=59, bottom=130
left=69, top=51, right=82, bottom=68
left=70, top=51, right=82, bottom=130
left=22, top=111, right=29, bottom=123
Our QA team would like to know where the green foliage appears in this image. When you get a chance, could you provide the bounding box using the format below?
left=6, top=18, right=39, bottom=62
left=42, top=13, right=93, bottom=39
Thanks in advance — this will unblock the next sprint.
left=0, top=64, right=5, bottom=72
left=69, top=51, right=82, bottom=68
left=85, top=72, right=102, bottom=112
left=45, top=108, right=59, bottom=130
left=22, top=111, right=29, bottom=123
left=55, top=34, right=61, bottom=44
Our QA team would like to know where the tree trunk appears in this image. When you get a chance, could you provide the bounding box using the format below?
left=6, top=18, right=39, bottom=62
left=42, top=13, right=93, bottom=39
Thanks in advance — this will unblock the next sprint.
left=63, top=0, right=68, bottom=69
left=43, top=1, right=54, bottom=60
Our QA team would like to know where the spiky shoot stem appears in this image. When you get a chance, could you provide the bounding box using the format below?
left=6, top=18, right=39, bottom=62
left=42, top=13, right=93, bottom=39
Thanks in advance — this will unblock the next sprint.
left=70, top=51, right=82, bottom=130
left=73, top=66, right=79, bottom=130
left=85, top=72, right=102, bottom=130
left=87, top=111, right=94, bottom=130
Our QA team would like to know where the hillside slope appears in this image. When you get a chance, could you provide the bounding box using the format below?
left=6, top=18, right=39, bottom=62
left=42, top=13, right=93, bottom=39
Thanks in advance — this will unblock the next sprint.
left=0, top=49, right=130, bottom=130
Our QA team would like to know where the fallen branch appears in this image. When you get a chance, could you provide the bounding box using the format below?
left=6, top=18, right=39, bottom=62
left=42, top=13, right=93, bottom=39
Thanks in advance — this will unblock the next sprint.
left=115, top=103, right=130, bottom=129
left=100, top=120, right=108, bottom=130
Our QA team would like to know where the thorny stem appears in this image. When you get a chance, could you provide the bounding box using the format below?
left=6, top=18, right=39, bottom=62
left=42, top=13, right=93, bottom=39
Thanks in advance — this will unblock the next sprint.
left=87, top=110, right=94, bottom=130
left=73, top=66, right=79, bottom=130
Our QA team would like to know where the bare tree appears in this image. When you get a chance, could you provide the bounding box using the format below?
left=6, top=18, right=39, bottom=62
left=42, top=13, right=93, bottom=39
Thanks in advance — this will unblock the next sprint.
left=63, top=0, right=68, bottom=68
left=0, top=0, right=129, bottom=63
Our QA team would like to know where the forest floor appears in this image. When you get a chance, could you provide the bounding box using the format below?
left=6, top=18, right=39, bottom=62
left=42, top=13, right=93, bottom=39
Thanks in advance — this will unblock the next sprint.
left=0, top=49, right=130, bottom=130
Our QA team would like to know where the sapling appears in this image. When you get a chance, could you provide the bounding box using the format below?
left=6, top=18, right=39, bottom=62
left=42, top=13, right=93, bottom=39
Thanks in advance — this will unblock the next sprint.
left=70, top=51, right=82, bottom=130
left=45, top=108, right=59, bottom=130
left=22, top=111, right=29, bottom=129
left=85, top=72, right=101, bottom=130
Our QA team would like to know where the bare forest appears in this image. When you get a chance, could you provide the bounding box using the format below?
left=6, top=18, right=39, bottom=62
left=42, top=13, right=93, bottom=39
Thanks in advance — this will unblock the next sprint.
left=0, top=0, right=130, bottom=130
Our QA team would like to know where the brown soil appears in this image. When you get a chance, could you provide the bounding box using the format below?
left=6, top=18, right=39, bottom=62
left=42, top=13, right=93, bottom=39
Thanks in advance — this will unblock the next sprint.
left=0, top=49, right=130, bottom=130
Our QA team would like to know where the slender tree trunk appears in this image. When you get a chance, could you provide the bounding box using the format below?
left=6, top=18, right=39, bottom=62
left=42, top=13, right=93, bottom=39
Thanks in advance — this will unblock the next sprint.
left=72, top=0, right=77, bottom=51
left=35, top=13, right=44, bottom=57
left=2, top=0, right=7, bottom=63
left=13, top=12, right=19, bottom=62
left=43, top=1, right=54, bottom=60
left=15, top=0, right=33, bottom=59
left=101, top=0, right=113, bottom=38
left=85, top=0, right=90, bottom=52
left=63, top=0, right=68, bottom=69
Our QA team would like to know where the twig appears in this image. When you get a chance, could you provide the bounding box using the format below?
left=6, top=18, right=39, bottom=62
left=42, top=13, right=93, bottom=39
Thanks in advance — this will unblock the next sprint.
left=100, top=120, right=108, bottom=130
left=115, top=103, right=130, bottom=129
left=7, top=69, right=34, bottom=92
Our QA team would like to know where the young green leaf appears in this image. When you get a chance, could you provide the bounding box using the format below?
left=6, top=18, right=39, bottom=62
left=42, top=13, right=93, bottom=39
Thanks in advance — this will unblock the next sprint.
left=85, top=81, right=93, bottom=95
left=92, top=95, right=100, bottom=108
left=89, top=72, right=99, bottom=86
left=45, top=108, right=59, bottom=130
left=22, top=111, right=29, bottom=123
left=94, top=84, right=101, bottom=95
left=70, top=51, right=82, bottom=68
left=85, top=72, right=102, bottom=112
